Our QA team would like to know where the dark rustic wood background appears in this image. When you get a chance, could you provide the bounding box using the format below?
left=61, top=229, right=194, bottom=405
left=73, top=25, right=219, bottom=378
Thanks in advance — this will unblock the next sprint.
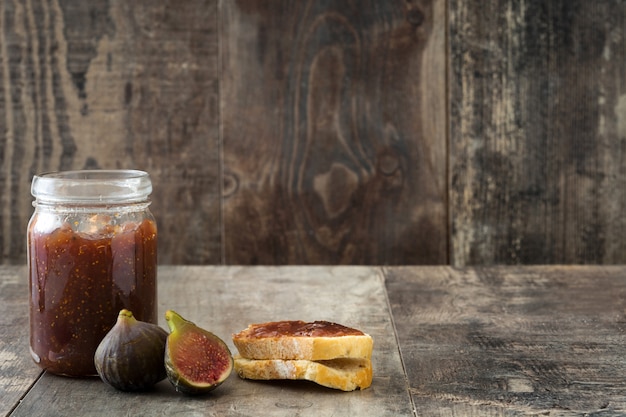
left=0, top=0, right=624, bottom=266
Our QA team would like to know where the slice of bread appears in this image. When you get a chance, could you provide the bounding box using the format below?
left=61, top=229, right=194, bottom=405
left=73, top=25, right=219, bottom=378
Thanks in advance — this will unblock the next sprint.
left=234, top=355, right=373, bottom=391
left=232, top=320, right=373, bottom=361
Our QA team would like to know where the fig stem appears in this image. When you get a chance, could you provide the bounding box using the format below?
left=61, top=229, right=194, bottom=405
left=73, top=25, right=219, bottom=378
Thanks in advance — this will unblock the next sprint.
left=165, top=310, right=191, bottom=333
left=118, top=309, right=137, bottom=325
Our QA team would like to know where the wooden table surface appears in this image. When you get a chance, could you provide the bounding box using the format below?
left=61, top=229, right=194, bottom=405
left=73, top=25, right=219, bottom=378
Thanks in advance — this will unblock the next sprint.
left=2, top=265, right=626, bottom=416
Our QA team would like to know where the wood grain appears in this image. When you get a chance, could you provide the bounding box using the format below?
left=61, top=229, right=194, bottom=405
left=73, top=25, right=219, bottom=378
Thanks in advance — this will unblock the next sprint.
left=117, top=0, right=221, bottom=264
left=7, top=264, right=626, bottom=415
left=2, top=0, right=626, bottom=266
left=386, top=265, right=626, bottom=415
left=0, top=266, right=41, bottom=417
left=6, top=265, right=413, bottom=417
left=0, top=0, right=220, bottom=265
left=450, top=0, right=626, bottom=265
left=220, top=0, right=447, bottom=264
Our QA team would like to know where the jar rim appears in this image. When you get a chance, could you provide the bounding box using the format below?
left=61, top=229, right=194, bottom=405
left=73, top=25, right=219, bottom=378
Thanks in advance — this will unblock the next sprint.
left=31, top=170, right=152, bottom=203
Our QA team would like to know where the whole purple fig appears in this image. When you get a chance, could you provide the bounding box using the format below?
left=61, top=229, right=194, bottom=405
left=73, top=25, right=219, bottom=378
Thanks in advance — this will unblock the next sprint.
left=94, top=309, right=167, bottom=391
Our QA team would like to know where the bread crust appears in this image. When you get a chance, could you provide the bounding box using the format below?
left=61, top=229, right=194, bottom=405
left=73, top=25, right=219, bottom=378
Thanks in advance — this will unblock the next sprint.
left=232, top=321, right=373, bottom=360
left=234, top=355, right=373, bottom=391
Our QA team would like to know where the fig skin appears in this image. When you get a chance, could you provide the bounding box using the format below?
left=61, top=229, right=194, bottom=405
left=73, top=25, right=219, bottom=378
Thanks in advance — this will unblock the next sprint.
left=164, top=310, right=233, bottom=395
left=94, top=309, right=168, bottom=391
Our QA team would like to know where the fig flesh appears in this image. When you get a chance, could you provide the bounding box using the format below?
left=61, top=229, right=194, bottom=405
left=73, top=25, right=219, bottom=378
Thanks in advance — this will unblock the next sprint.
left=164, top=310, right=233, bottom=395
left=94, top=309, right=168, bottom=391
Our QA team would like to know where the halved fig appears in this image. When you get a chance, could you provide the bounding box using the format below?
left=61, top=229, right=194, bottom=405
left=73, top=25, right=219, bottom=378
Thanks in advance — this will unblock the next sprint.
left=164, top=310, right=233, bottom=395
left=94, top=309, right=168, bottom=391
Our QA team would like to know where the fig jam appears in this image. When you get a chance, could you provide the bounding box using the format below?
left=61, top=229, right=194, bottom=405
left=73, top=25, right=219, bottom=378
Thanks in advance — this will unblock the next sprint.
left=244, top=321, right=365, bottom=338
left=28, top=170, right=157, bottom=376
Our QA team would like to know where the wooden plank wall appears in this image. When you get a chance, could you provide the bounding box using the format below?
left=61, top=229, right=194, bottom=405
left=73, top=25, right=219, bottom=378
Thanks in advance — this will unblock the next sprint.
left=450, top=0, right=626, bottom=265
left=0, top=0, right=624, bottom=266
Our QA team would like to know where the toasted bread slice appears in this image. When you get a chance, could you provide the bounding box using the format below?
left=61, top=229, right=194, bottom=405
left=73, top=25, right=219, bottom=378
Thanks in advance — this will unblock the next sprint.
left=232, top=320, right=373, bottom=361
left=234, top=355, right=373, bottom=391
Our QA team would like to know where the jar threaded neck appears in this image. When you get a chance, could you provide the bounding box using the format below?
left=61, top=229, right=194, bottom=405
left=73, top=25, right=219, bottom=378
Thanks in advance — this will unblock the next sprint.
left=31, top=170, right=152, bottom=204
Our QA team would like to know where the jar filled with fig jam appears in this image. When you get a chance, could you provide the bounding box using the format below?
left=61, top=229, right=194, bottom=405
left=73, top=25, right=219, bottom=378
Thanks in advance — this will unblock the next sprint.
left=28, top=170, right=158, bottom=376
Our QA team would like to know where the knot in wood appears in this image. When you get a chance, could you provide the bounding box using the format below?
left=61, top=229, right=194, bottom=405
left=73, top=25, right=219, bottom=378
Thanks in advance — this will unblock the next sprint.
left=379, top=154, right=400, bottom=176
left=406, top=8, right=424, bottom=27
left=222, top=173, right=239, bottom=197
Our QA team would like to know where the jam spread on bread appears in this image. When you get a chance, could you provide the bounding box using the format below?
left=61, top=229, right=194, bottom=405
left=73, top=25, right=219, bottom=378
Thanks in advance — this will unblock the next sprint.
left=245, top=320, right=365, bottom=338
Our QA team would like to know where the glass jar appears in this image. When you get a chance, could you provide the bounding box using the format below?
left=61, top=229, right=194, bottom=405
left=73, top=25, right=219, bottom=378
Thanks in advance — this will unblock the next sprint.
left=28, top=170, right=158, bottom=376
